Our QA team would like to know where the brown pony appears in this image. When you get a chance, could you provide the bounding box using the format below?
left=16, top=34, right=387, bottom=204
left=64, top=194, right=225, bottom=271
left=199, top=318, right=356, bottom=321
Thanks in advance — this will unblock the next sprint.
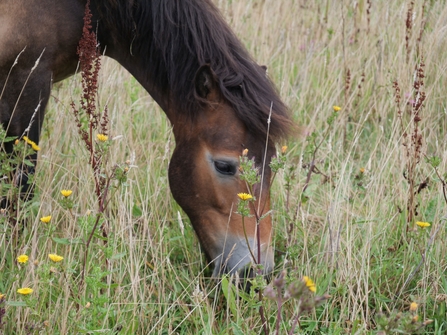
left=0, top=0, right=291, bottom=278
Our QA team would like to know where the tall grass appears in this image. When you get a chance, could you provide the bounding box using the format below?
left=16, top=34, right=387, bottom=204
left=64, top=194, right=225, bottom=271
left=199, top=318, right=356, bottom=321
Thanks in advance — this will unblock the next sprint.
left=1, top=0, right=447, bottom=333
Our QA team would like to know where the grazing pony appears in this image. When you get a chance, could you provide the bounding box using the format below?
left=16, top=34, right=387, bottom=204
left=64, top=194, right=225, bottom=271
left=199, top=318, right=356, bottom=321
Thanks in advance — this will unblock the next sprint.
left=0, top=0, right=291, bottom=278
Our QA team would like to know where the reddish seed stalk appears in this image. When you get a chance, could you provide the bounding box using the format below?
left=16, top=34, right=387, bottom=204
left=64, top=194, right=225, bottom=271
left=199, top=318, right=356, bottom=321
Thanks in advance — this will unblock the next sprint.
left=73, top=0, right=113, bottom=286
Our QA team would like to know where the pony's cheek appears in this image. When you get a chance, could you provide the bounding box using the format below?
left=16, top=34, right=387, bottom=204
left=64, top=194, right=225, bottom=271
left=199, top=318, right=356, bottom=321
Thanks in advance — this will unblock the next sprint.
left=168, top=145, right=200, bottom=213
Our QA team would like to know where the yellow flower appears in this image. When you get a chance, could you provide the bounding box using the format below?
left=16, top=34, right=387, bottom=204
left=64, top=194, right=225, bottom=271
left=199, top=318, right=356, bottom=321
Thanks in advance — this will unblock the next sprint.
left=410, top=302, right=418, bottom=312
left=40, top=215, right=52, bottom=223
left=237, top=193, right=253, bottom=201
left=303, top=276, right=316, bottom=293
left=48, top=254, right=64, bottom=263
left=31, top=143, right=40, bottom=151
left=242, top=148, right=248, bottom=156
left=17, top=254, right=29, bottom=264
left=333, top=105, right=341, bottom=112
left=22, top=136, right=41, bottom=151
left=0, top=293, right=5, bottom=300
left=416, top=221, right=430, bottom=229
left=17, top=287, right=33, bottom=295
left=96, top=134, right=108, bottom=142
left=281, top=146, right=288, bottom=154
left=359, top=167, right=365, bottom=174
left=61, top=190, right=72, bottom=197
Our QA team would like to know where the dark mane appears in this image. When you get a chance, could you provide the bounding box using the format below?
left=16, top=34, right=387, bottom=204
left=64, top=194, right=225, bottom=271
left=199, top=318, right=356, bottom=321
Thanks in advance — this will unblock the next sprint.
left=97, top=0, right=292, bottom=142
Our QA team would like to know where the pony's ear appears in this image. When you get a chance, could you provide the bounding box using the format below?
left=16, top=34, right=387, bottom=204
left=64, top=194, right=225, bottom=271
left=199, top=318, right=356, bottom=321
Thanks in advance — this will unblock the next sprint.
left=194, top=64, right=219, bottom=100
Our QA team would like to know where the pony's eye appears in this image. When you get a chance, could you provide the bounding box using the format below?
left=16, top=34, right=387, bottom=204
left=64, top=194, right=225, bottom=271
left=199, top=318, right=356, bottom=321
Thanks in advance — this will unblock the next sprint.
left=214, top=160, right=237, bottom=176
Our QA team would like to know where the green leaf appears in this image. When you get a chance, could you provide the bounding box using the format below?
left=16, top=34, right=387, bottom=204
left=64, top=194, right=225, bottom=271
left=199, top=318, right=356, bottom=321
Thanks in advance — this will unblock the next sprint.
left=110, top=252, right=127, bottom=260
left=2, top=136, right=17, bottom=143
left=231, top=322, right=245, bottom=335
left=423, top=199, right=437, bottom=223
left=221, top=275, right=238, bottom=316
left=52, top=237, right=71, bottom=245
left=132, top=204, right=142, bottom=217
left=7, top=300, right=28, bottom=307
left=23, top=159, right=35, bottom=167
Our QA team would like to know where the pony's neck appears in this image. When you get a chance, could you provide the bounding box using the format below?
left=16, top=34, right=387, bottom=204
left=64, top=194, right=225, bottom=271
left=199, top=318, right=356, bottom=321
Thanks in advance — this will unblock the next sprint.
left=91, top=9, right=176, bottom=124
left=112, top=52, right=176, bottom=124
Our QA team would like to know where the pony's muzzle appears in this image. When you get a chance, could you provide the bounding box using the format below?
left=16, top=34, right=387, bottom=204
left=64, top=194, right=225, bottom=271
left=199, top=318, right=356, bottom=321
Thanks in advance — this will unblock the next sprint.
left=212, top=237, right=275, bottom=280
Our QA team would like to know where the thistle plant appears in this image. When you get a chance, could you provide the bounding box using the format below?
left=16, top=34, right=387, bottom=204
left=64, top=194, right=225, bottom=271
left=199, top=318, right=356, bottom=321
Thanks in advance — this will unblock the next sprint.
left=237, top=146, right=289, bottom=272
left=264, top=270, right=329, bottom=335
left=235, top=146, right=329, bottom=335
left=375, top=302, right=433, bottom=334
left=0, top=127, right=39, bottom=215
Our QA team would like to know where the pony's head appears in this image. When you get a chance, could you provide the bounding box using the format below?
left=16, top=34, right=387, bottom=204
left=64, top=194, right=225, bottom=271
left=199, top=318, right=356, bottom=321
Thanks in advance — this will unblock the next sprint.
left=168, top=65, right=289, bottom=278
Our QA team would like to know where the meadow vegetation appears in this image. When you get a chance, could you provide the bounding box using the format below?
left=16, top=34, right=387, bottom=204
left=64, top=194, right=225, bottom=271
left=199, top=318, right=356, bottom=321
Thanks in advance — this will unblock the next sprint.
left=1, top=0, right=447, bottom=333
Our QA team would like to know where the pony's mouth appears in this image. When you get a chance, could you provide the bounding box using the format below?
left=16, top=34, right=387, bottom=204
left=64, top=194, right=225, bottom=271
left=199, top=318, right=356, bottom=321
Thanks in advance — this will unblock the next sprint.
left=211, top=235, right=274, bottom=279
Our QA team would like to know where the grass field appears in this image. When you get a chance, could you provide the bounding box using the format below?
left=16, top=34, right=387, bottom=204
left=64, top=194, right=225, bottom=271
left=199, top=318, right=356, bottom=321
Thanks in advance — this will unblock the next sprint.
left=1, top=0, right=447, bottom=334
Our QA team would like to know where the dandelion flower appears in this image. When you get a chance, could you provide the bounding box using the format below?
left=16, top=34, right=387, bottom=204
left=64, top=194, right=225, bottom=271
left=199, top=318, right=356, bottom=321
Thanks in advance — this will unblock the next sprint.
left=242, top=148, right=248, bottom=156
left=416, top=221, right=430, bottom=229
left=410, top=302, right=418, bottom=312
left=237, top=193, right=253, bottom=201
left=17, top=288, right=33, bottom=295
left=281, top=146, right=288, bottom=154
left=359, top=167, right=365, bottom=173
left=22, top=136, right=41, bottom=151
left=31, top=142, right=40, bottom=151
left=96, top=134, right=108, bottom=142
left=0, top=293, right=5, bottom=300
left=61, top=190, right=72, bottom=197
left=17, top=255, right=29, bottom=264
left=48, top=254, right=64, bottom=263
left=303, top=276, right=316, bottom=293
left=40, top=215, right=52, bottom=223
left=333, top=105, right=341, bottom=112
